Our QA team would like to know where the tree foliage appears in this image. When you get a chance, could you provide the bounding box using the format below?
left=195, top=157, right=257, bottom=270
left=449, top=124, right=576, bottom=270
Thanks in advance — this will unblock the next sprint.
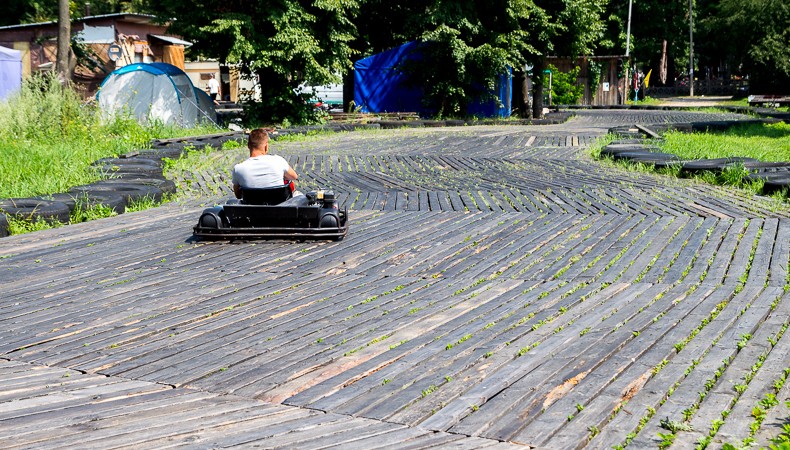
left=141, top=0, right=359, bottom=124
left=6, top=0, right=790, bottom=119
left=384, top=1, right=533, bottom=117
left=716, top=0, right=790, bottom=93
left=2, top=0, right=146, bottom=25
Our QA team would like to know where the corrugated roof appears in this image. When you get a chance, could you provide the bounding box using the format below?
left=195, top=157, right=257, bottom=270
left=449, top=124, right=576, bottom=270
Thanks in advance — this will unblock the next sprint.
left=149, top=34, right=192, bottom=47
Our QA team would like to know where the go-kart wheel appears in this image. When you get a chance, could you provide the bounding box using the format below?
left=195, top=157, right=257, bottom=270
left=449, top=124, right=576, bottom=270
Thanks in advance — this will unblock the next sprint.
left=319, top=213, right=339, bottom=228
left=197, top=206, right=227, bottom=230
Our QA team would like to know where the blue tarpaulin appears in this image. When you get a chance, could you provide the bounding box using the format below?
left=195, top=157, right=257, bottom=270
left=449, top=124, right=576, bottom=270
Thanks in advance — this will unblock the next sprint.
left=353, top=41, right=511, bottom=118
left=0, top=46, right=22, bottom=101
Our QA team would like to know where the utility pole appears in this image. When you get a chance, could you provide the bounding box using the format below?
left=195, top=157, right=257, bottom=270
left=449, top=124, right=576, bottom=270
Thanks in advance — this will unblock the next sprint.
left=625, top=0, right=632, bottom=58
left=688, top=0, right=694, bottom=97
left=624, top=0, right=633, bottom=104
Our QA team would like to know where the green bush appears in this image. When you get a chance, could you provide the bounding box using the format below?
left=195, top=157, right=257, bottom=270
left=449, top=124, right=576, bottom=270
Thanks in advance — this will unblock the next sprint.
left=547, top=64, right=585, bottom=105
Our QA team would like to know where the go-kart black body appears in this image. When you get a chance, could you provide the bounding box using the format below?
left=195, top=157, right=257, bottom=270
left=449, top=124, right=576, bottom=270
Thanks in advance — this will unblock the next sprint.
left=193, top=185, right=348, bottom=240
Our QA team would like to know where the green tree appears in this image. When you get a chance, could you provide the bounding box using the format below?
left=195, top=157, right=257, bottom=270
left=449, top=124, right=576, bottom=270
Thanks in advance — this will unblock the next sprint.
left=717, top=0, right=790, bottom=93
left=143, top=0, right=359, bottom=124
left=353, top=0, right=610, bottom=118
left=521, top=0, right=608, bottom=117
left=402, top=1, right=533, bottom=117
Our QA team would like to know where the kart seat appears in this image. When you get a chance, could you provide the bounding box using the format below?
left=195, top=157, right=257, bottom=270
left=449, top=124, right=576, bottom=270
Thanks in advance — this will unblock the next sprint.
left=241, top=185, right=292, bottom=205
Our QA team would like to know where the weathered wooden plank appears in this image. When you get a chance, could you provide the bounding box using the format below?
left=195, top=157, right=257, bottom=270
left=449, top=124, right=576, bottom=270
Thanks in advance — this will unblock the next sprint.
left=628, top=286, right=784, bottom=448
left=541, top=286, right=732, bottom=448
left=747, top=218, right=779, bottom=286
left=768, top=219, right=790, bottom=286
left=583, top=284, right=766, bottom=449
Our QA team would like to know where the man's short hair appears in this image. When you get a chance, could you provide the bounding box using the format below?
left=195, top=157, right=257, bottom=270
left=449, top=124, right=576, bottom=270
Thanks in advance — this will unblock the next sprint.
left=248, top=128, right=269, bottom=151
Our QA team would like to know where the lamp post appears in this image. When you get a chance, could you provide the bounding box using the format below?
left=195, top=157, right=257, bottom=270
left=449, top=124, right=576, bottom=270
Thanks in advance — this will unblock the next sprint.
left=689, top=0, right=694, bottom=97
left=624, top=0, right=632, bottom=105
left=625, top=0, right=632, bottom=58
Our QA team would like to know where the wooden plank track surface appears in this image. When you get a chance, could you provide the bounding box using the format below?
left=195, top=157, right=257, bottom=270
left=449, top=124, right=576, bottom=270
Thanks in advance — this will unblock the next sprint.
left=1, top=109, right=789, bottom=449
left=0, top=359, right=518, bottom=449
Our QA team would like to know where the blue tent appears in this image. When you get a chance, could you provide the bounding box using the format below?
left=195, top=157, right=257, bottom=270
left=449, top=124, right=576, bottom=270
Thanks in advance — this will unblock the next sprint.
left=353, top=41, right=511, bottom=118
left=97, top=62, right=215, bottom=126
left=354, top=41, right=426, bottom=115
left=0, top=46, right=23, bottom=101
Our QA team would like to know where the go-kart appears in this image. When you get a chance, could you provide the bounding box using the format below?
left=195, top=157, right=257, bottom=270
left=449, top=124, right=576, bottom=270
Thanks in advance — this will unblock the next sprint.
left=193, top=183, right=348, bottom=241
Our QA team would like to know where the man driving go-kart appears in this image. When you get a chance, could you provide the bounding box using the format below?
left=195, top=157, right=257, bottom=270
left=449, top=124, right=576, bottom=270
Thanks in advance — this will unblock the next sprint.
left=232, top=128, right=302, bottom=201
left=192, top=127, right=349, bottom=240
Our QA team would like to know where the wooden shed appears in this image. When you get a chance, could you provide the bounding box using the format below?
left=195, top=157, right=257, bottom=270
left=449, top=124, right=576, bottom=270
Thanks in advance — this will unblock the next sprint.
left=0, top=13, right=190, bottom=95
left=546, top=55, right=627, bottom=106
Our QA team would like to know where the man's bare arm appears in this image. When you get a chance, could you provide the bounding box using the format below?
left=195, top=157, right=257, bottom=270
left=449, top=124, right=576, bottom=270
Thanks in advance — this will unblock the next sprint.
left=284, top=166, right=298, bottom=181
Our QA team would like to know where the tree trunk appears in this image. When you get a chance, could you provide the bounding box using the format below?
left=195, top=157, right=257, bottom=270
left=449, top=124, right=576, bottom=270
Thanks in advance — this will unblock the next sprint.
left=532, top=58, right=545, bottom=119
left=343, top=71, right=355, bottom=113
left=514, top=68, right=532, bottom=119
left=56, top=0, right=71, bottom=83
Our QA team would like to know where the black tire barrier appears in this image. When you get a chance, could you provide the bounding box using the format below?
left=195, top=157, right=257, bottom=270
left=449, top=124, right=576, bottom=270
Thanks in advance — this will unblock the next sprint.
left=94, top=157, right=162, bottom=168
left=0, top=198, right=71, bottom=224
left=601, top=144, right=662, bottom=157
left=652, top=157, right=689, bottom=169
left=746, top=171, right=790, bottom=192
left=612, top=150, right=674, bottom=162
left=610, top=139, right=653, bottom=145
left=379, top=120, right=424, bottom=129
left=66, top=189, right=128, bottom=214
left=71, top=182, right=164, bottom=204
left=690, top=121, right=731, bottom=132
left=681, top=157, right=759, bottom=174
left=762, top=174, right=790, bottom=193
left=108, top=172, right=167, bottom=181
left=608, top=126, right=644, bottom=138
left=36, top=193, right=79, bottom=212
left=623, top=153, right=685, bottom=167
left=150, top=141, right=192, bottom=151
left=96, top=163, right=164, bottom=177
left=0, top=213, right=10, bottom=237
left=740, top=161, right=790, bottom=171
left=136, top=148, right=185, bottom=162
left=95, top=178, right=176, bottom=196
left=333, top=123, right=381, bottom=132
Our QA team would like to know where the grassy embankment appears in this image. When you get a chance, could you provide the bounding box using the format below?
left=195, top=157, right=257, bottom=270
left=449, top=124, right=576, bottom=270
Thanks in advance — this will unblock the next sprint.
left=0, top=74, right=220, bottom=233
left=594, top=121, right=790, bottom=201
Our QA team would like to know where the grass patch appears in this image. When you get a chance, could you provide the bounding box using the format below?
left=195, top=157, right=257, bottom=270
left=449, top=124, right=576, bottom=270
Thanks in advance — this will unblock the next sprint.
left=631, top=96, right=663, bottom=105
left=0, top=73, right=220, bottom=199
left=658, top=122, right=790, bottom=161
left=594, top=122, right=790, bottom=202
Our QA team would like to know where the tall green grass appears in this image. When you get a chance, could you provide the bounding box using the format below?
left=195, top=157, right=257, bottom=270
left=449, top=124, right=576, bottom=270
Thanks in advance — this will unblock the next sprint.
left=596, top=122, right=790, bottom=204
left=0, top=73, right=219, bottom=199
left=658, top=122, right=790, bottom=161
